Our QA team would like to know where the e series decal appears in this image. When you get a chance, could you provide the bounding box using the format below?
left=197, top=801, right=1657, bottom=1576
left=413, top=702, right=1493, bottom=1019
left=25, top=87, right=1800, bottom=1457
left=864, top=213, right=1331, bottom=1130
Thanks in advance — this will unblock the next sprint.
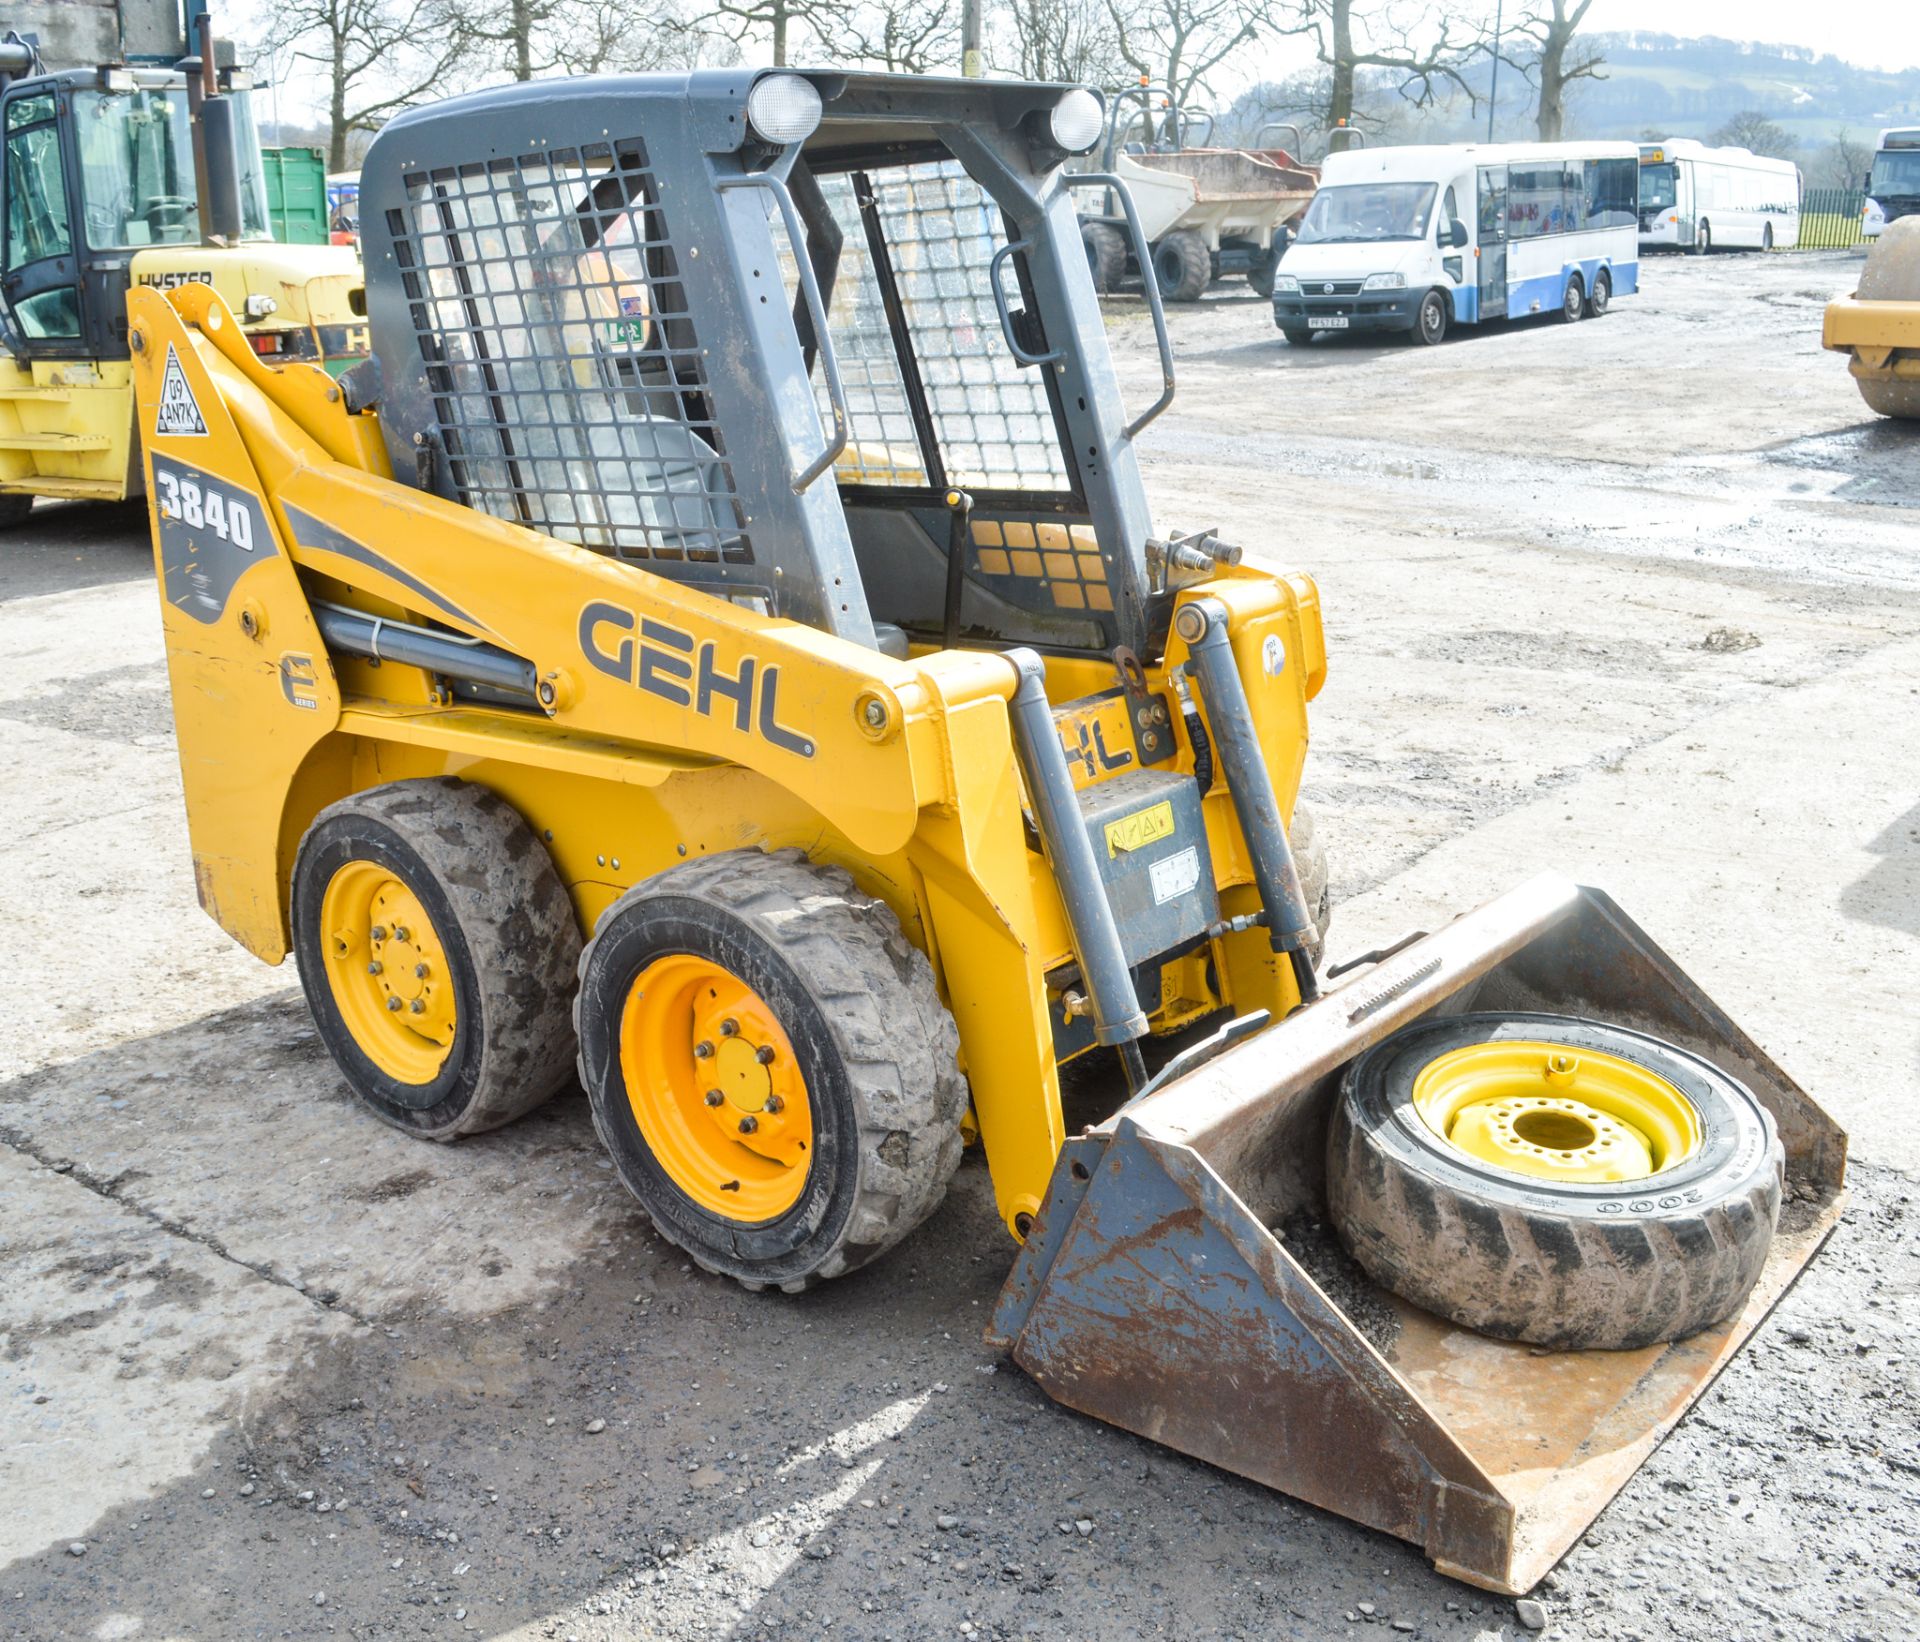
left=578, top=601, right=815, bottom=758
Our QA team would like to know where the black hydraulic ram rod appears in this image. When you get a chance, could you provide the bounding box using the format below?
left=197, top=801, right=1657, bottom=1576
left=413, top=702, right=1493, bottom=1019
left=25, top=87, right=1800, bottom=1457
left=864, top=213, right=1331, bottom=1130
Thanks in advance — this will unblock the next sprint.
left=1004, top=648, right=1151, bottom=1091
left=1174, top=597, right=1321, bottom=1006
left=313, top=602, right=539, bottom=703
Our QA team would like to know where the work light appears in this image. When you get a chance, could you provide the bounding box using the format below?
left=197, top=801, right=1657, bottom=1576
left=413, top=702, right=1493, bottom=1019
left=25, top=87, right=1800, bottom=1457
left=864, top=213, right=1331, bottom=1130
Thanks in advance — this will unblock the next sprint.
left=1048, top=89, right=1104, bottom=154
left=746, top=74, right=823, bottom=145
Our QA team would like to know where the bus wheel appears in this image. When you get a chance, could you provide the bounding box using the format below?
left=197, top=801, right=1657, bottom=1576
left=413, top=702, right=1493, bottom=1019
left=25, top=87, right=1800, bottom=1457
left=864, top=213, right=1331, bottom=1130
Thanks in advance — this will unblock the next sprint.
left=1411, top=290, right=1449, bottom=346
left=1694, top=221, right=1712, bottom=255
left=1559, top=273, right=1585, bottom=324
left=1762, top=223, right=1775, bottom=252
left=1587, top=269, right=1612, bottom=317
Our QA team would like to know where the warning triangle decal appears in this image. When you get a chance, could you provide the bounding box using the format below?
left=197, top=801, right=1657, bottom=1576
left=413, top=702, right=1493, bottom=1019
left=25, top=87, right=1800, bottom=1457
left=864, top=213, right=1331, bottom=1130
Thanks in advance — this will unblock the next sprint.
left=154, top=343, right=208, bottom=437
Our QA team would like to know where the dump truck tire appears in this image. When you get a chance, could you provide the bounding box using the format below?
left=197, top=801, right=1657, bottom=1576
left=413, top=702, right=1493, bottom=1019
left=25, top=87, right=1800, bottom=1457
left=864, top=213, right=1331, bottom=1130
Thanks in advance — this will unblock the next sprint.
left=1853, top=219, right=1920, bottom=419
left=1326, top=1012, right=1782, bottom=1350
left=1082, top=221, right=1125, bottom=293
left=291, top=779, right=582, bottom=1140
left=576, top=849, right=966, bottom=1293
left=1152, top=230, right=1211, bottom=303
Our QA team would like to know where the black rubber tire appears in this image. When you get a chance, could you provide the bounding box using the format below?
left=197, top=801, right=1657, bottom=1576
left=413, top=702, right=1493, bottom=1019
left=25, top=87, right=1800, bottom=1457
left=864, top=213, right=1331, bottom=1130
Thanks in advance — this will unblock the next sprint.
left=1280, top=325, right=1313, bottom=346
left=576, top=849, right=967, bottom=1293
left=1247, top=245, right=1279, bottom=298
left=1694, top=221, right=1712, bottom=256
left=1558, top=273, right=1585, bottom=324
left=1152, top=230, right=1212, bottom=303
left=1410, top=289, right=1449, bottom=346
left=1761, top=223, right=1774, bottom=252
left=1082, top=221, right=1126, bottom=294
left=0, top=493, right=33, bottom=529
left=291, top=778, right=582, bottom=1140
left=1326, top=1012, right=1783, bottom=1350
left=1587, top=268, right=1612, bottom=317
left=1290, top=799, right=1332, bottom=966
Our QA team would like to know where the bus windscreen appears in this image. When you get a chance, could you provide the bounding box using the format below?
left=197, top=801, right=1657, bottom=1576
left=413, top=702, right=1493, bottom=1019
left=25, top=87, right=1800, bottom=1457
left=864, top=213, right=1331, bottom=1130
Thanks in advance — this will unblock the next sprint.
left=1293, top=183, right=1437, bottom=244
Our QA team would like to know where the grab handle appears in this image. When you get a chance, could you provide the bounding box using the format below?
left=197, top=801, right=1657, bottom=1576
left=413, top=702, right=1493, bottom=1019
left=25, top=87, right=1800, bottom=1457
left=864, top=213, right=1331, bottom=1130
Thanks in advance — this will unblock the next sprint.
left=1062, top=171, right=1176, bottom=438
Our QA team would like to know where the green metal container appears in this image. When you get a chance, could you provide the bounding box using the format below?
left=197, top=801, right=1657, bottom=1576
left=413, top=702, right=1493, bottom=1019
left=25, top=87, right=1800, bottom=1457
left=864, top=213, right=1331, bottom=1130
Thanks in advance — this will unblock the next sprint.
left=261, top=146, right=329, bottom=245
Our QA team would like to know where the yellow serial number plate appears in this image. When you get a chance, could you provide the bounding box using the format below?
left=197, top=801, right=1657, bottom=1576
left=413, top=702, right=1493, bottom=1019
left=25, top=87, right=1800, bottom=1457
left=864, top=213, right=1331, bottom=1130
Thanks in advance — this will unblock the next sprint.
left=1106, top=800, right=1175, bottom=857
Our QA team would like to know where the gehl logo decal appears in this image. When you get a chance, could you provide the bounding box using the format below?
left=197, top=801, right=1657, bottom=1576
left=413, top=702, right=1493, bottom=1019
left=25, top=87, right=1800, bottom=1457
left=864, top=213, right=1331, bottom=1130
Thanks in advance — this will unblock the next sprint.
left=579, top=602, right=815, bottom=759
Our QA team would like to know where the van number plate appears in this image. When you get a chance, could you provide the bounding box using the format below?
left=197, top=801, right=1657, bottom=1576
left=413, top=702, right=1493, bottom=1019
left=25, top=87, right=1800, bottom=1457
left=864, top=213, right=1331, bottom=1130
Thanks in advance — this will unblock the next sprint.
left=1308, top=316, right=1349, bottom=330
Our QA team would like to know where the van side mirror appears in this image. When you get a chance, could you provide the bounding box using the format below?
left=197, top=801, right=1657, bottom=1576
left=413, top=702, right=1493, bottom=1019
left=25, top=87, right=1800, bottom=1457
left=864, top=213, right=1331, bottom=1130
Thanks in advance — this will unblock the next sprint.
left=1448, top=221, right=1470, bottom=249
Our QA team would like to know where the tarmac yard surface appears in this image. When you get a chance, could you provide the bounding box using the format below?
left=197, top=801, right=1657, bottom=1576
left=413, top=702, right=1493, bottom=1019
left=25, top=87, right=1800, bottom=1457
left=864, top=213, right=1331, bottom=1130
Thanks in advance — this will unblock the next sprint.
left=3, top=250, right=1918, bottom=1640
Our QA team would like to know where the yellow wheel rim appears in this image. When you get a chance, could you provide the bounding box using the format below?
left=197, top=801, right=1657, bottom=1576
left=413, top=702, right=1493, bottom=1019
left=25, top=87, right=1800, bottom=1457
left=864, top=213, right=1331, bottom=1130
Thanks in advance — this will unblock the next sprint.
left=318, top=860, right=458, bottom=1084
left=1412, top=1039, right=1701, bottom=1184
left=619, top=954, right=814, bottom=1222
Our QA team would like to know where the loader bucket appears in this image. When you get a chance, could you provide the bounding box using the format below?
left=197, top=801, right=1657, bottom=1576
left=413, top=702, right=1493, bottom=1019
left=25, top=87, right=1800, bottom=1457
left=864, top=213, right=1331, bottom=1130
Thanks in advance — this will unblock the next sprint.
left=988, top=873, right=1846, bottom=1594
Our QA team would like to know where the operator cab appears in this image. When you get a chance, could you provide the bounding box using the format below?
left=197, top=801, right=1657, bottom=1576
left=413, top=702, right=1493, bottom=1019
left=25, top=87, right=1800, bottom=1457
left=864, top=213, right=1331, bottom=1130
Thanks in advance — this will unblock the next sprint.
left=360, top=70, right=1205, bottom=669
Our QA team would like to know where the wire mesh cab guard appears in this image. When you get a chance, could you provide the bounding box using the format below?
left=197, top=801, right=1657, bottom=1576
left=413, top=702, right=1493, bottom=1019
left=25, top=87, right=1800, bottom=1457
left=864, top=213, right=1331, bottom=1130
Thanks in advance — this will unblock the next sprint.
left=357, top=70, right=1171, bottom=659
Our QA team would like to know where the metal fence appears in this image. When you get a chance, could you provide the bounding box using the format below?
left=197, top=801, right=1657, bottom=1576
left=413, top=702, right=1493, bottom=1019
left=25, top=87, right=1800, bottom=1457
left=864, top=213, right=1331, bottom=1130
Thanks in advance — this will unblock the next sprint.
left=1795, top=190, right=1866, bottom=250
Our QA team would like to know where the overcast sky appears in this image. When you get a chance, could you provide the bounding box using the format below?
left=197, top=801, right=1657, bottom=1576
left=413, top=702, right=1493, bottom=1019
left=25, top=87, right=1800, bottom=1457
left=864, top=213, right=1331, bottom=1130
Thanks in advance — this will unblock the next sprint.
left=1580, top=0, right=1920, bottom=69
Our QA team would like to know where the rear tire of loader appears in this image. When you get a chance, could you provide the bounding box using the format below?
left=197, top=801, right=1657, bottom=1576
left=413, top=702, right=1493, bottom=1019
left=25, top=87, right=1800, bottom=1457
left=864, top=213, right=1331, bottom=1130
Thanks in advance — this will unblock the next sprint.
left=576, top=849, right=967, bottom=1293
left=291, top=779, right=582, bottom=1140
left=1326, top=1012, right=1783, bottom=1350
left=1082, top=221, right=1126, bottom=294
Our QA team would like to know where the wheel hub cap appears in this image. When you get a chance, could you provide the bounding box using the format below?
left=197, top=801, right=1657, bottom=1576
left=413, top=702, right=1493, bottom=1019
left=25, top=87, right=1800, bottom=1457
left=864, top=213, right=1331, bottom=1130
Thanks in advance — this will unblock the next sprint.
left=1411, top=1040, right=1701, bottom=1184
left=620, top=954, right=813, bottom=1221
left=319, top=861, right=457, bottom=1084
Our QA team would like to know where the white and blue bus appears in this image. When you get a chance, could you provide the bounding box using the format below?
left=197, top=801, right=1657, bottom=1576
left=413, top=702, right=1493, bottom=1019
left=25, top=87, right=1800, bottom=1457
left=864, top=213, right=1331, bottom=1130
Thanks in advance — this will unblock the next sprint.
left=1637, top=140, right=1800, bottom=253
left=1272, top=141, right=1639, bottom=345
left=1864, top=127, right=1920, bottom=240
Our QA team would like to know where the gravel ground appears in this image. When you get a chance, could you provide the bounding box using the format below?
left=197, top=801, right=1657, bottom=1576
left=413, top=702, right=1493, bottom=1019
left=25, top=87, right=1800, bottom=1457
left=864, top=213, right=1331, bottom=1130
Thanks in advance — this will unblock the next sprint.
left=3, top=249, right=1918, bottom=1640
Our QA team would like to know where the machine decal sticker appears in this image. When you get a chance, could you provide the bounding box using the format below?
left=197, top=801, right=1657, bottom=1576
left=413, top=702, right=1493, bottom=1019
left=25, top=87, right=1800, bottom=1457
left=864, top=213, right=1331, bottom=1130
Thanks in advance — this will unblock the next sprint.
left=279, top=653, right=320, bottom=710
left=1261, top=633, right=1287, bottom=676
left=137, top=269, right=215, bottom=289
left=578, top=599, right=816, bottom=758
left=283, top=504, right=485, bottom=632
left=153, top=455, right=274, bottom=624
left=1105, top=800, right=1176, bottom=858
left=154, top=344, right=209, bottom=437
left=1149, top=845, right=1201, bottom=906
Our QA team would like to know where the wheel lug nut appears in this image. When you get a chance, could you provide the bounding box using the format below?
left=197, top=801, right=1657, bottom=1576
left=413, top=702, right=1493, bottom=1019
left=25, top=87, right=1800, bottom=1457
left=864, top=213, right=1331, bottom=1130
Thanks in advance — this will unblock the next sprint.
left=737, top=1115, right=758, bottom=1134
left=704, top=1089, right=724, bottom=1107
left=694, top=1040, right=714, bottom=1059
left=755, top=1044, right=775, bottom=1065
left=371, top=926, right=387, bottom=942
left=410, top=999, right=426, bottom=1015
left=414, top=962, right=429, bottom=978
left=393, top=926, right=410, bottom=942
left=764, top=1094, right=784, bottom=1114
left=366, top=960, right=383, bottom=975
left=386, top=996, right=403, bottom=1012
left=719, top=1018, right=739, bottom=1037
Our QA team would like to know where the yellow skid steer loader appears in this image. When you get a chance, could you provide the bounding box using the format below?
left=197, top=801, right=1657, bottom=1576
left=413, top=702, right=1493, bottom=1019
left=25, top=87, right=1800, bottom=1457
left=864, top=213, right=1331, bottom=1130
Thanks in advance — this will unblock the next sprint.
left=133, top=68, right=1845, bottom=1594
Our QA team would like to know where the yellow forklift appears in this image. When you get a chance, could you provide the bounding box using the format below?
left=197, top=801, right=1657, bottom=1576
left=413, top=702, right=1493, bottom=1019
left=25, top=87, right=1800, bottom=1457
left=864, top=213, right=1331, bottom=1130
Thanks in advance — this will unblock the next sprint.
left=0, top=20, right=361, bottom=524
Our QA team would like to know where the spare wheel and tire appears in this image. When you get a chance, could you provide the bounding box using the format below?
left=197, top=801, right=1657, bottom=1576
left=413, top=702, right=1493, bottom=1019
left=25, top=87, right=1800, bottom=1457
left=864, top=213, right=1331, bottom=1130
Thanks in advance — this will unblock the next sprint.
left=1326, top=1012, right=1783, bottom=1350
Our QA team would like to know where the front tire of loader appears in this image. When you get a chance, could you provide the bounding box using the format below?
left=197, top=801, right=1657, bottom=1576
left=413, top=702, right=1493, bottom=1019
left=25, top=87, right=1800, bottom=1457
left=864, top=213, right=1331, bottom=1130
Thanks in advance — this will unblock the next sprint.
left=291, top=779, right=582, bottom=1140
left=1152, top=230, right=1212, bottom=303
left=576, top=849, right=967, bottom=1293
left=1326, top=1012, right=1782, bottom=1350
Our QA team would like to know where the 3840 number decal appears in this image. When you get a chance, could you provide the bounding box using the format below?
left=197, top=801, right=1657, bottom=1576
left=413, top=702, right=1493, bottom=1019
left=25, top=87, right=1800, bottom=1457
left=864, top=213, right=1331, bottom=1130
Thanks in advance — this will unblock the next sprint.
left=155, top=468, right=255, bottom=553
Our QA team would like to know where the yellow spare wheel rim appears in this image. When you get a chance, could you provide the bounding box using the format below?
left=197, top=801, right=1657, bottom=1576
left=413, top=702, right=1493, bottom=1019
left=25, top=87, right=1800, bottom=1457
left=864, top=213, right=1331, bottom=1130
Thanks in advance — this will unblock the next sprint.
left=1412, top=1040, right=1702, bottom=1183
left=320, top=860, right=458, bottom=1083
left=620, top=955, right=813, bottom=1221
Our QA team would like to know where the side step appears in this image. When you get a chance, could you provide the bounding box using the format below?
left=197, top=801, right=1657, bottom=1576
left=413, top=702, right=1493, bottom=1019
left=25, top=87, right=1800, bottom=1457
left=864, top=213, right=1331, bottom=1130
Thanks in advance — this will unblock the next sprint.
left=0, top=430, right=111, bottom=452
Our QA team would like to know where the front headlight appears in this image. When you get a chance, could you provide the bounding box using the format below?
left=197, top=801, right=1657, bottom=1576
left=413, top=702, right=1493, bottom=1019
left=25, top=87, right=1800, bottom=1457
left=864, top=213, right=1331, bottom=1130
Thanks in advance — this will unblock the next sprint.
left=1362, top=272, right=1406, bottom=291
left=746, top=74, right=823, bottom=145
left=1049, top=88, right=1104, bottom=154
left=1272, top=274, right=1301, bottom=295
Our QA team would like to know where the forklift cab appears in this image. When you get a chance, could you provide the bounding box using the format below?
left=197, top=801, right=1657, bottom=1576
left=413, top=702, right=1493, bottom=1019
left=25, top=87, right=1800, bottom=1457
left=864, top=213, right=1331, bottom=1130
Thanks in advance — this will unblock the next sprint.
left=0, top=64, right=269, bottom=362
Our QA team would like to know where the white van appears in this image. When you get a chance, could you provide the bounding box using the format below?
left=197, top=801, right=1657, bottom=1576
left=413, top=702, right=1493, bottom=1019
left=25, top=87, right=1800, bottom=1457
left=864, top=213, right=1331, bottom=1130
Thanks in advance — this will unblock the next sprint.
left=1271, top=141, right=1640, bottom=346
left=1637, top=141, right=1801, bottom=253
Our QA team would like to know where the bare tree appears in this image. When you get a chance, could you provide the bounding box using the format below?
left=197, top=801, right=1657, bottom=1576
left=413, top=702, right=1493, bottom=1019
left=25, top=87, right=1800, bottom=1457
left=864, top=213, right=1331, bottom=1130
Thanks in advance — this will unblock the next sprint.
left=1500, top=0, right=1602, bottom=141
left=1712, top=109, right=1795, bottom=159
left=835, top=0, right=959, bottom=73
left=1290, top=0, right=1483, bottom=134
left=1106, top=0, right=1265, bottom=111
left=994, top=0, right=1119, bottom=86
left=279, top=0, right=466, bottom=170
left=448, top=0, right=726, bottom=79
left=702, top=0, right=829, bottom=65
left=1819, top=127, right=1868, bottom=191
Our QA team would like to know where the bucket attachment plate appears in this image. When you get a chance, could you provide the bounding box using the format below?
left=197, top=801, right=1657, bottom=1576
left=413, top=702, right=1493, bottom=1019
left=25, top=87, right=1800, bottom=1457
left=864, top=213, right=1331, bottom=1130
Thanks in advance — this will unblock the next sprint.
left=988, top=873, right=1846, bottom=1594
